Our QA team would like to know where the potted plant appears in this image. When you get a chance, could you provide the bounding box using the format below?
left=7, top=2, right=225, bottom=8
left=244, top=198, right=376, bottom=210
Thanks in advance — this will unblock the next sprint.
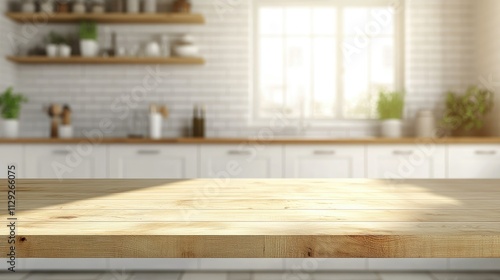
left=377, top=90, right=405, bottom=138
left=46, top=31, right=63, bottom=57
left=441, top=86, right=494, bottom=136
left=80, top=21, right=99, bottom=57
left=0, top=88, right=28, bottom=139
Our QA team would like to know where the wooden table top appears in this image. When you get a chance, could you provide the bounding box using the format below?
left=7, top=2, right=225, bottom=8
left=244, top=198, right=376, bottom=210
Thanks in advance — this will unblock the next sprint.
left=1, top=179, right=500, bottom=258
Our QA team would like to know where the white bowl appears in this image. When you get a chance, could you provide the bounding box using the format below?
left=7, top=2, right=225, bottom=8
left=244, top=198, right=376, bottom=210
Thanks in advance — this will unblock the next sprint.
left=174, top=45, right=199, bottom=57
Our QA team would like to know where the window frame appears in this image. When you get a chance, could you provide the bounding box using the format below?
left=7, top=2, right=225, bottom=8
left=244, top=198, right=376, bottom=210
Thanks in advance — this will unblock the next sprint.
left=251, top=0, right=405, bottom=125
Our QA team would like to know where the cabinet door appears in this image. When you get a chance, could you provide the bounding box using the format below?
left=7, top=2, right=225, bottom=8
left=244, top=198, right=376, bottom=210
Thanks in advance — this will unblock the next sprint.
left=109, top=145, right=197, bottom=179
left=25, top=145, right=107, bottom=179
left=367, top=145, right=446, bottom=179
left=0, top=145, right=24, bottom=178
left=285, top=145, right=365, bottom=178
left=199, top=145, right=283, bottom=178
left=448, top=145, right=500, bottom=178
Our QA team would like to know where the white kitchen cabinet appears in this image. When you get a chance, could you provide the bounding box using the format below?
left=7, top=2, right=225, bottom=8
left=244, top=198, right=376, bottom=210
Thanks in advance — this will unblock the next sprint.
left=367, top=144, right=446, bottom=179
left=0, top=145, right=24, bottom=178
left=199, top=145, right=283, bottom=178
left=109, top=145, right=197, bottom=179
left=285, top=145, right=365, bottom=178
left=24, top=145, right=107, bottom=179
left=448, top=145, right=500, bottom=178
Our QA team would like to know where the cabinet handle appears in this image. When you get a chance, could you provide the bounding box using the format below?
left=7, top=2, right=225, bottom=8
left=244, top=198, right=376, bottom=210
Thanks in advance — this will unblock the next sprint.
left=52, top=150, right=70, bottom=155
left=475, top=150, right=497, bottom=155
left=313, top=150, right=335, bottom=155
left=227, top=150, right=252, bottom=156
left=137, top=150, right=161, bottom=155
left=393, top=150, right=414, bottom=156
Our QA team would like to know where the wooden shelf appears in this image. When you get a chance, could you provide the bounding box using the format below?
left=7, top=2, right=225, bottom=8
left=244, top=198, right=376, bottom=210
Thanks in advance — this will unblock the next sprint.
left=5, top=12, right=205, bottom=24
left=6, top=56, right=205, bottom=65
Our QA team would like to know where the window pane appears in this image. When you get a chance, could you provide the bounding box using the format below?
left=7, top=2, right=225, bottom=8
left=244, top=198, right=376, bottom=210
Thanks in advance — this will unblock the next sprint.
left=313, top=37, right=337, bottom=118
left=313, top=8, right=337, bottom=35
left=343, top=8, right=369, bottom=35
left=259, top=37, right=284, bottom=117
left=286, top=37, right=311, bottom=117
left=370, top=8, right=395, bottom=35
left=260, top=7, right=283, bottom=35
left=371, top=37, right=395, bottom=88
left=286, top=7, right=311, bottom=35
left=342, top=38, right=372, bottom=119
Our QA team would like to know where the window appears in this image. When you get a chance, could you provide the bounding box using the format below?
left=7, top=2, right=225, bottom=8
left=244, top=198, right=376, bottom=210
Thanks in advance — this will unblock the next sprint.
left=254, top=0, right=403, bottom=121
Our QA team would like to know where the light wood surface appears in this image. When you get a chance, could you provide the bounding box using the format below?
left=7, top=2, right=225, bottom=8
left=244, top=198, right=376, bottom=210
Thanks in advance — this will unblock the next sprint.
left=6, top=12, right=205, bottom=24
left=7, top=56, right=205, bottom=65
left=0, top=137, right=500, bottom=145
left=1, top=179, right=499, bottom=258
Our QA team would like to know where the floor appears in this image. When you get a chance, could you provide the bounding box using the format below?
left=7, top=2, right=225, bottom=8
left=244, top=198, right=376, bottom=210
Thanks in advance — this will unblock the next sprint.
left=2, top=272, right=500, bottom=280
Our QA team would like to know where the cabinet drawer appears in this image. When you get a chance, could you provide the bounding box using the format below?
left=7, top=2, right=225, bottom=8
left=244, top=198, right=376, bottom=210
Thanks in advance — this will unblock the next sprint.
left=199, top=145, right=283, bottom=178
left=109, top=145, right=197, bottom=179
left=25, top=145, right=107, bottom=179
left=367, top=144, right=446, bottom=179
left=448, top=145, right=500, bottom=178
left=285, top=145, right=365, bottom=178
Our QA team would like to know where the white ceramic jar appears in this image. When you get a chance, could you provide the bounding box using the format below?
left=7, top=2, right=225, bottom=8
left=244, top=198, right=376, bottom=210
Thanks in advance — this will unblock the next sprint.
left=46, top=44, right=58, bottom=57
left=126, top=0, right=139, bottom=13
left=40, top=0, right=55, bottom=13
left=415, top=110, right=436, bottom=138
left=22, top=0, right=36, bottom=13
left=73, top=0, right=86, bottom=13
left=144, top=0, right=157, bottom=13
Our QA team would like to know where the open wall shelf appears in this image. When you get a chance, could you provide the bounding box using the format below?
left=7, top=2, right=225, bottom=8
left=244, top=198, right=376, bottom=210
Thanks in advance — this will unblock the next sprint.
left=5, top=12, right=205, bottom=24
left=7, top=56, right=205, bottom=65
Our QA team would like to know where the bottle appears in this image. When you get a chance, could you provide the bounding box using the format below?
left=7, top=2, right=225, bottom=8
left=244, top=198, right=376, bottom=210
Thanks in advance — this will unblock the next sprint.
left=192, top=105, right=200, bottom=138
left=199, top=105, right=206, bottom=138
left=160, top=35, right=171, bottom=57
left=415, top=110, right=436, bottom=138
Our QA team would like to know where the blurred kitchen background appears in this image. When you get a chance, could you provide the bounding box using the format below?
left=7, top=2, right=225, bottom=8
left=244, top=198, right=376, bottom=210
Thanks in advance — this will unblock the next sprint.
left=0, top=0, right=498, bottom=139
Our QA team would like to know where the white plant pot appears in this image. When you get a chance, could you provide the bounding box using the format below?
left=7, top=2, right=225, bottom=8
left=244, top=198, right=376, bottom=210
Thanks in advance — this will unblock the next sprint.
left=80, top=40, right=99, bottom=57
left=3, top=119, right=19, bottom=139
left=58, top=44, right=72, bottom=57
left=381, top=119, right=403, bottom=138
left=46, top=44, right=58, bottom=57
left=58, top=125, right=73, bottom=139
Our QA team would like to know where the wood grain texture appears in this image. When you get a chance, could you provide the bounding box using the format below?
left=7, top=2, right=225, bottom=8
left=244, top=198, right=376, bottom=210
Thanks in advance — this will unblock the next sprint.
left=6, top=56, right=205, bottom=65
left=5, top=12, right=205, bottom=24
left=1, top=179, right=500, bottom=258
left=0, top=137, right=500, bottom=145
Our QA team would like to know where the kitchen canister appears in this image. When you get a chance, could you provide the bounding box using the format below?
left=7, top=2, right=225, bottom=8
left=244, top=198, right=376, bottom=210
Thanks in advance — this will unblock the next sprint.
left=415, top=110, right=436, bottom=138
left=144, top=0, right=157, bottom=13
left=126, top=0, right=139, bottom=13
left=73, top=0, right=86, bottom=13
left=149, top=113, right=162, bottom=139
left=21, top=0, right=36, bottom=13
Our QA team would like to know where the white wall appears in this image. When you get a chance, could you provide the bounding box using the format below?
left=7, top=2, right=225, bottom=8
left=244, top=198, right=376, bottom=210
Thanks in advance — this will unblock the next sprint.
left=476, top=0, right=500, bottom=136
left=405, top=0, right=475, bottom=132
left=0, top=1, right=17, bottom=90
left=8, top=0, right=479, bottom=138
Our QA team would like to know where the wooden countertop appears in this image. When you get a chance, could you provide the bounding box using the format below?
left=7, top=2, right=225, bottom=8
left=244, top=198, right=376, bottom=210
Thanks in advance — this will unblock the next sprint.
left=1, top=179, right=500, bottom=258
left=0, top=137, right=500, bottom=144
